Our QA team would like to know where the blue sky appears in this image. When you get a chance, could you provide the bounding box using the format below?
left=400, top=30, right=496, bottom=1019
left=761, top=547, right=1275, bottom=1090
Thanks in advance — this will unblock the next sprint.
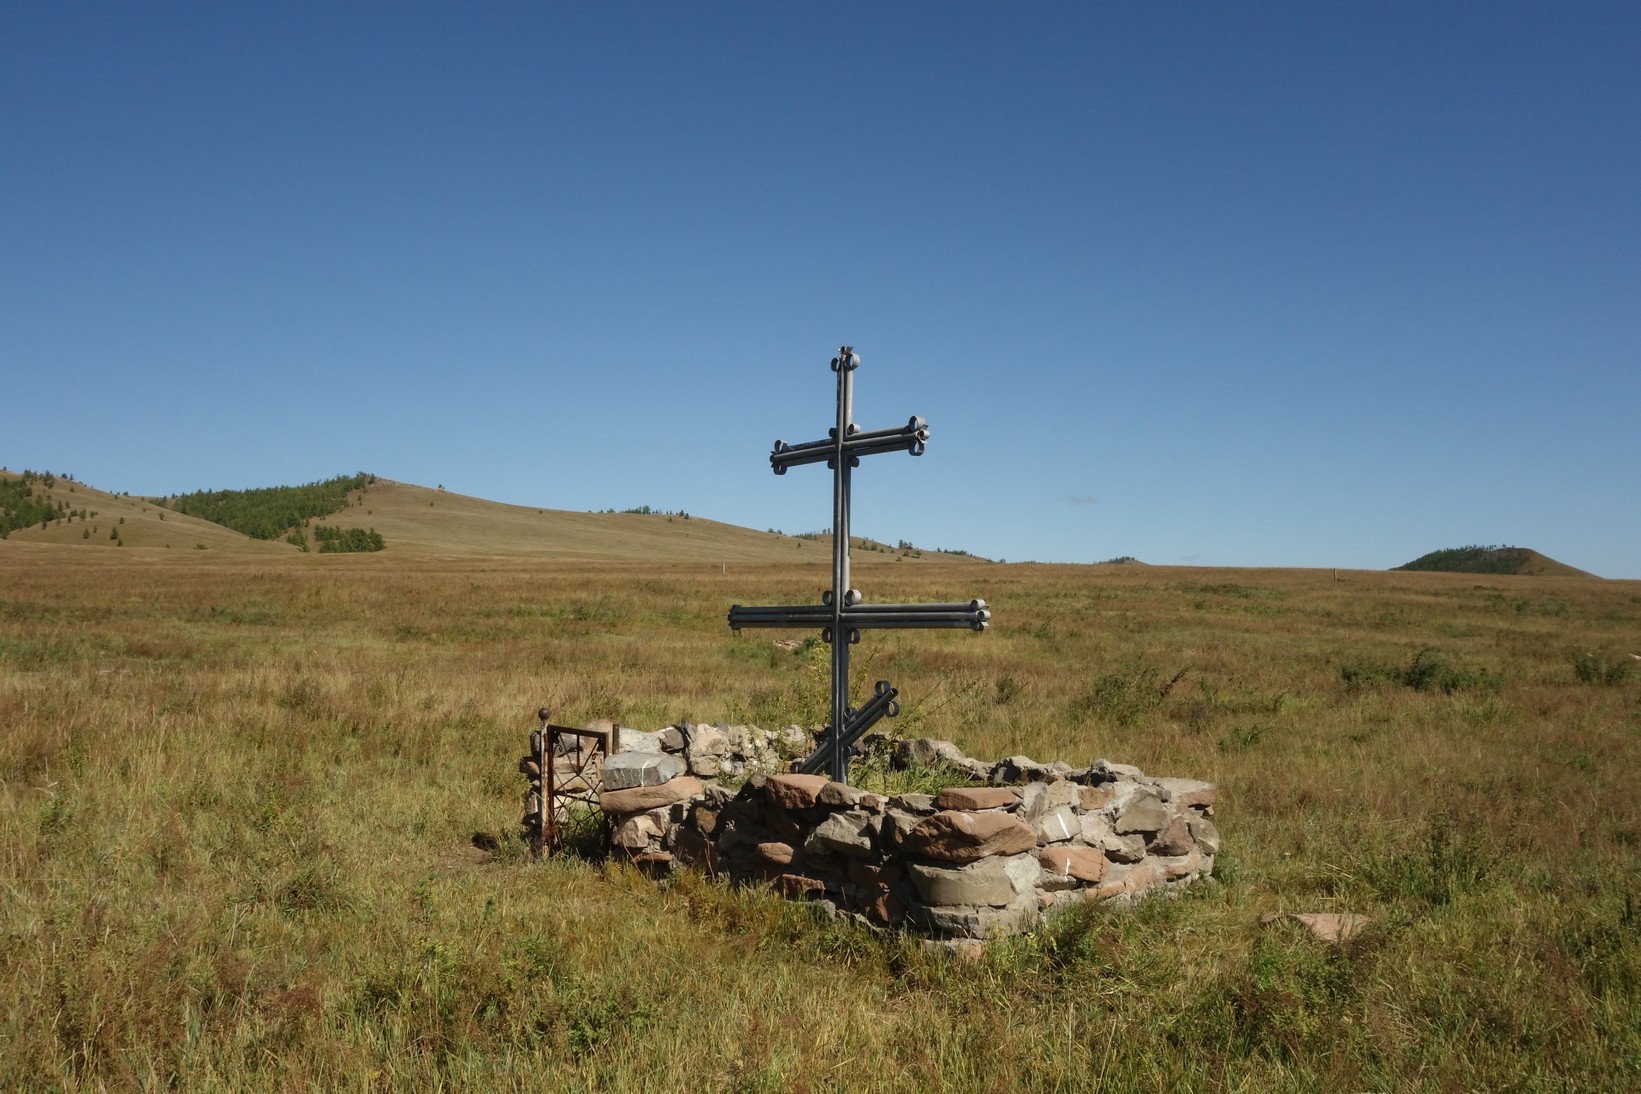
left=4, top=3, right=1637, bottom=577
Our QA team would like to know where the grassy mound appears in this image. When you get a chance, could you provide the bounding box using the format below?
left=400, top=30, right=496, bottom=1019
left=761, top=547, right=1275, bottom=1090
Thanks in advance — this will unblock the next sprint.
left=1394, top=545, right=1593, bottom=577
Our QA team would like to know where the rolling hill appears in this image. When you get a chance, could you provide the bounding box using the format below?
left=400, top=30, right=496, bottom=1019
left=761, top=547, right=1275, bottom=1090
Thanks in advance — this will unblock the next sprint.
left=0, top=469, right=978, bottom=564
left=1393, top=544, right=1594, bottom=577
left=0, top=469, right=281, bottom=554
left=4, top=471, right=1606, bottom=576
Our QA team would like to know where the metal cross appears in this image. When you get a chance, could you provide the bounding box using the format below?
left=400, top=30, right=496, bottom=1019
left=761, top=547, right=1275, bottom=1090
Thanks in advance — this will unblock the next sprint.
left=728, top=345, right=989, bottom=783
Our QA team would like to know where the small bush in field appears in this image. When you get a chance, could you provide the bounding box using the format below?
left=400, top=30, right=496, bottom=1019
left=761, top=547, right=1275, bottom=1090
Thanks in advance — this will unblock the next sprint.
left=1570, top=650, right=1631, bottom=686
left=1340, top=648, right=1502, bottom=695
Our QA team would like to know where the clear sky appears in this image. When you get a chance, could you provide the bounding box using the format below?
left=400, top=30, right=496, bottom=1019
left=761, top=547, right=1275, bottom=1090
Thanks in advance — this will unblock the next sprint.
left=4, top=3, right=1637, bottom=577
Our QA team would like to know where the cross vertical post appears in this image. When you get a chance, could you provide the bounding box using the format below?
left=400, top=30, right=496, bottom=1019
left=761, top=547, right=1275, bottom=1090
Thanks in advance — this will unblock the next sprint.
left=830, top=352, right=854, bottom=784
left=728, top=345, right=989, bottom=783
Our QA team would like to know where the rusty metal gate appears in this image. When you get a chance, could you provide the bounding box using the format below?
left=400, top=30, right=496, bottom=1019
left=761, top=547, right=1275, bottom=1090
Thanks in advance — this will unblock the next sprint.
left=521, top=707, right=621, bottom=855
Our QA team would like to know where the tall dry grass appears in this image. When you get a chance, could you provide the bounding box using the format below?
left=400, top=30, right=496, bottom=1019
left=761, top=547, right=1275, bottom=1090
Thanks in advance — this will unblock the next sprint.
left=1, top=549, right=1637, bottom=1090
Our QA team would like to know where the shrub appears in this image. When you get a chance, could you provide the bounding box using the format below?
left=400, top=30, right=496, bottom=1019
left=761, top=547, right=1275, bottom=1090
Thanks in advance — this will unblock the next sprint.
left=313, top=526, right=386, bottom=553
left=1571, top=650, right=1631, bottom=686
left=1341, top=648, right=1502, bottom=695
left=1068, top=659, right=1189, bottom=727
left=0, top=472, right=59, bottom=537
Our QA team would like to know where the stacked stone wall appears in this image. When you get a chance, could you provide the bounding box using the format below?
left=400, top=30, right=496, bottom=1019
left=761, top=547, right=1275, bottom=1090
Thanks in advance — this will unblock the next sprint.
left=559, top=726, right=1217, bottom=941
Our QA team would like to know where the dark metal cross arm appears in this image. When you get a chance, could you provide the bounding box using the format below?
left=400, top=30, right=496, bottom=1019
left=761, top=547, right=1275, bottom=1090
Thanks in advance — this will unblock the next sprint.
left=728, top=599, right=989, bottom=633
left=796, top=680, right=899, bottom=776
left=727, top=603, right=828, bottom=630
left=771, top=416, right=929, bottom=474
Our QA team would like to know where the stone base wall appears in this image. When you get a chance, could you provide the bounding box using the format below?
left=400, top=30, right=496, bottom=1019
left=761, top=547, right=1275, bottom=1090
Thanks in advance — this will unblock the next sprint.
left=573, top=729, right=1217, bottom=942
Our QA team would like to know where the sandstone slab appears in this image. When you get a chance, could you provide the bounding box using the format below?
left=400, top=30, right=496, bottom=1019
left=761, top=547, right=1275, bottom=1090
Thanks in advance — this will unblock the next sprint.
left=1044, top=779, right=1080, bottom=809
left=690, top=803, right=721, bottom=837
left=612, top=813, right=660, bottom=849
left=764, top=773, right=830, bottom=811
left=776, top=874, right=825, bottom=899
left=905, top=810, right=1038, bottom=864
left=817, top=781, right=869, bottom=808
left=906, top=852, right=1039, bottom=908
left=754, top=841, right=800, bottom=866
left=936, top=786, right=1017, bottom=811
left=1078, top=785, right=1117, bottom=812
left=601, top=775, right=702, bottom=814
left=1086, top=861, right=1159, bottom=903
left=684, top=725, right=728, bottom=775
left=1039, top=845, right=1109, bottom=884
left=847, top=860, right=903, bottom=887
left=1260, top=912, right=1371, bottom=943
left=764, top=804, right=804, bottom=842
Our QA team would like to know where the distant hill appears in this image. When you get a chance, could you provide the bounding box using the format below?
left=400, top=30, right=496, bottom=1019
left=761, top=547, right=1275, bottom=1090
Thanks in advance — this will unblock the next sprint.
left=0, top=468, right=984, bottom=565
left=1394, top=545, right=1594, bottom=578
left=0, top=468, right=280, bottom=553
left=162, top=472, right=374, bottom=541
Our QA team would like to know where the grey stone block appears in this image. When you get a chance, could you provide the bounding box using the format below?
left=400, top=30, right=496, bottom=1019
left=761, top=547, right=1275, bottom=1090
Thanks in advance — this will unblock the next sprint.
left=805, top=811, right=877, bottom=858
left=1188, top=814, right=1222, bottom=855
left=1035, top=804, right=1080, bottom=844
left=907, top=855, right=1030, bottom=908
left=602, top=751, right=684, bottom=790
left=1015, top=781, right=1050, bottom=823
left=1115, top=791, right=1169, bottom=834
left=613, top=729, right=665, bottom=754
left=1080, top=812, right=1146, bottom=862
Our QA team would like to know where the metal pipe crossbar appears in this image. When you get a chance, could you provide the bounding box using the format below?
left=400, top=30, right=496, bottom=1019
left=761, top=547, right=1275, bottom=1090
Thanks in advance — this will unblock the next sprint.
left=772, top=418, right=930, bottom=473
left=797, top=680, right=900, bottom=776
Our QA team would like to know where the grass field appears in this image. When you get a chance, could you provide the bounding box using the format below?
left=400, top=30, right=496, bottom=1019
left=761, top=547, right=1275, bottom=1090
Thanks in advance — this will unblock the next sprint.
left=2, top=545, right=1637, bottom=1091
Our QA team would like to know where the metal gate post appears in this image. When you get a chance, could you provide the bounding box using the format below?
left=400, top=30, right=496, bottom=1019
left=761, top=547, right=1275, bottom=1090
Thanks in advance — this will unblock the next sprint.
left=526, top=707, right=620, bottom=856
